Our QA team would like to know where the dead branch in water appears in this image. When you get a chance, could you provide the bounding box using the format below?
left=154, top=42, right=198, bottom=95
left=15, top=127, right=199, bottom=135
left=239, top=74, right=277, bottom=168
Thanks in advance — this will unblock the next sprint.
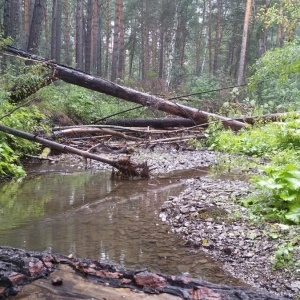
left=0, top=123, right=149, bottom=178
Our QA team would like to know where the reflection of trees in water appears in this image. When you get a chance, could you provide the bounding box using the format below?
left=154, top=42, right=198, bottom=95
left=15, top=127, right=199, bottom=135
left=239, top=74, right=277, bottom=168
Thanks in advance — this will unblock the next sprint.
left=0, top=171, right=112, bottom=232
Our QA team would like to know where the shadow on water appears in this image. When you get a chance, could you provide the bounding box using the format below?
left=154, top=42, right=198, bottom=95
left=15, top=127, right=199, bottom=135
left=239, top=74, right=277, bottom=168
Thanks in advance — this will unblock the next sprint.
left=0, top=163, right=244, bottom=286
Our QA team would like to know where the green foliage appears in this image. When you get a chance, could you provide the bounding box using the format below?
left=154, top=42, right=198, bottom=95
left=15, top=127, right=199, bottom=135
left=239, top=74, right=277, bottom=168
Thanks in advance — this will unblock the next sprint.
left=250, top=164, right=300, bottom=224
left=258, top=0, right=300, bottom=42
left=206, top=122, right=281, bottom=156
left=184, top=75, right=220, bottom=99
left=0, top=84, right=46, bottom=179
left=0, top=34, right=12, bottom=49
left=0, top=142, right=25, bottom=179
left=249, top=42, right=300, bottom=112
left=272, top=241, right=300, bottom=270
left=204, top=117, right=300, bottom=224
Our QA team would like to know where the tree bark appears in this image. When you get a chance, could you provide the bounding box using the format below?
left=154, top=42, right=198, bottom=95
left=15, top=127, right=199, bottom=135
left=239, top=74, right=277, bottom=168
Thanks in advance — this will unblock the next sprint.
left=104, top=118, right=197, bottom=128
left=105, top=0, right=110, bottom=78
left=85, top=0, right=93, bottom=74
left=2, top=46, right=246, bottom=131
left=51, top=0, right=62, bottom=63
left=194, top=0, right=206, bottom=76
left=96, top=0, right=103, bottom=77
left=0, top=246, right=285, bottom=300
left=237, top=0, right=252, bottom=85
left=213, top=0, right=222, bottom=75
left=27, top=0, right=46, bottom=55
left=111, top=0, right=121, bottom=81
left=64, top=0, right=71, bottom=65
left=75, top=0, right=84, bottom=70
left=9, top=72, right=58, bottom=103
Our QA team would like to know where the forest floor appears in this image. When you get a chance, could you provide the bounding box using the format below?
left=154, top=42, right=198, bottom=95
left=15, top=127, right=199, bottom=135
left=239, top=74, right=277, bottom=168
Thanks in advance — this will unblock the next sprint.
left=64, top=144, right=299, bottom=299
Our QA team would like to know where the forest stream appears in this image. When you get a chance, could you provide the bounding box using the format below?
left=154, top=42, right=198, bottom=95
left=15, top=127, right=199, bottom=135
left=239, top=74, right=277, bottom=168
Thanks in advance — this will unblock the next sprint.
left=0, top=162, right=249, bottom=298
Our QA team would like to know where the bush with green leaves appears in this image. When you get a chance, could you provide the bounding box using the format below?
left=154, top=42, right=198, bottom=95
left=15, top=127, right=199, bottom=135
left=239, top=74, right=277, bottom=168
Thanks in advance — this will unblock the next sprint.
left=247, top=164, right=300, bottom=224
left=249, top=41, right=300, bottom=112
left=0, top=92, right=46, bottom=179
left=206, top=121, right=281, bottom=156
left=204, top=117, right=300, bottom=224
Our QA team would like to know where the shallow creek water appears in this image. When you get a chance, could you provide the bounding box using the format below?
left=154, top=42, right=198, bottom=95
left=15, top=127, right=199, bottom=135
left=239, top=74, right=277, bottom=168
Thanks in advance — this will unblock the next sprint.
left=0, top=163, right=244, bottom=287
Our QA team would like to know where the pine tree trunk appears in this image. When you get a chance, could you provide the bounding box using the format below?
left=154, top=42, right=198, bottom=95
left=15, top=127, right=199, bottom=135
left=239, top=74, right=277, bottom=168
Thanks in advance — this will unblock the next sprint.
left=111, top=0, right=121, bottom=81
left=208, top=0, right=212, bottom=74
left=75, top=0, right=84, bottom=70
left=85, top=0, right=93, bottom=74
left=213, top=0, right=222, bottom=75
left=96, top=0, right=102, bottom=77
left=24, top=0, right=30, bottom=48
left=64, top=0, right=71, bottom=66
left=27, top=0, right=46, bottom=55
left=51, top=0, right=62, bottom=63
left=105, top=0, right=110, bottom=78
left=118, top=0, right=125, bottom=79
left=158, top=26, right=164, bottom=79
left=237, top=0, right=252, bottom=85
left=194, top=0, right=206, bottom=76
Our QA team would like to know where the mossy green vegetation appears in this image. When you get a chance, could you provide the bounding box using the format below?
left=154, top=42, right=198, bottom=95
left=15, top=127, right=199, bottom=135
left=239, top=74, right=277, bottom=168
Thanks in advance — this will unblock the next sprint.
left=0, top=95, right=46, bottom=179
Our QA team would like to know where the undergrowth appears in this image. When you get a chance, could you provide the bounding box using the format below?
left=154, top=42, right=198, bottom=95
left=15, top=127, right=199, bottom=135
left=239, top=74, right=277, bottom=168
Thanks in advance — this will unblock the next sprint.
left=0, top=96, right=46, bottom=179
left=203, top=115, right=300, bottom=225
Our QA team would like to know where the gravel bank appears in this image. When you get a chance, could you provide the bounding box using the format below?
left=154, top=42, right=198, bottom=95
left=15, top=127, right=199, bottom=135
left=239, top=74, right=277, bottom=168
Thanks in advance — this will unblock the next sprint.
left=61, top=146, right=299, bottom=299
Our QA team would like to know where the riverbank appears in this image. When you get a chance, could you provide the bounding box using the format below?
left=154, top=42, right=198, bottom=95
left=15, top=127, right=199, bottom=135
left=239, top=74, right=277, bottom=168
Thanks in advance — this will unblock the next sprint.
left=22, top=145, right=299, bottom=299
left=132, top=146, right=299, bottom=299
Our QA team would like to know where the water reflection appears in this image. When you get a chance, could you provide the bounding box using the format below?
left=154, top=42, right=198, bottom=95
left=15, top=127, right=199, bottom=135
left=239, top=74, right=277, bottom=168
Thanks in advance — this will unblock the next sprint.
left=0, top=166, right=244, bottom=286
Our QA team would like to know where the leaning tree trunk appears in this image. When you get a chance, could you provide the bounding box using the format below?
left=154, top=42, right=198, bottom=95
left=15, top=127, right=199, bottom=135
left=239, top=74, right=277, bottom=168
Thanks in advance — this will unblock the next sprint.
left=2, top=46, right=246, bottom=131
left=0, top=123, right=149, bottom=178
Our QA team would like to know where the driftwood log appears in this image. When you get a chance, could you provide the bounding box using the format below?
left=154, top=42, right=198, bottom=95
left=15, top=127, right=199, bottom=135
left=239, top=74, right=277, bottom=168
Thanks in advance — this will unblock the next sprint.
left=0, top=246, right=288, bottom=300
left=2, top=46, right=246, bottom=131
left=0, top=123, right=149, bottom=178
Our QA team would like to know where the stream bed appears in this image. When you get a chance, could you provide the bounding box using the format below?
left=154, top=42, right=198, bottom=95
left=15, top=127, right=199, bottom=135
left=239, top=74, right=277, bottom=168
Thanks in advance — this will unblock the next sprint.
left=0, top=162, right=245, bottom=288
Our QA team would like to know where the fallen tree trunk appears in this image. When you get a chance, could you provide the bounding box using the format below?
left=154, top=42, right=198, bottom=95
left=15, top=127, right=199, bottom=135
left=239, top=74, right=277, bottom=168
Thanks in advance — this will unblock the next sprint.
left=0, top=246, right=287, bottom=300
left=9, top=71, right=58, bottom=103
left=2, top=46, right=246, bottom=131
left=51, top=127, right=144, bottom=141
left=0, top=123, right=149, bottom=178
left=104, top=118, right=197, bottom=128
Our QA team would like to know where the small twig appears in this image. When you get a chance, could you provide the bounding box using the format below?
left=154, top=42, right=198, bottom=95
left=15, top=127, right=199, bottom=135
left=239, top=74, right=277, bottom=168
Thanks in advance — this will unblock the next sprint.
left=87, top=143, right=102, bottom=153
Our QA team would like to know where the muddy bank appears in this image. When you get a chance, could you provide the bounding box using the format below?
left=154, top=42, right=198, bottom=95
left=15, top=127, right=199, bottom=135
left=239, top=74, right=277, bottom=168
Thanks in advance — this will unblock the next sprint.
left=0, top=246, right=288, bottom=299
